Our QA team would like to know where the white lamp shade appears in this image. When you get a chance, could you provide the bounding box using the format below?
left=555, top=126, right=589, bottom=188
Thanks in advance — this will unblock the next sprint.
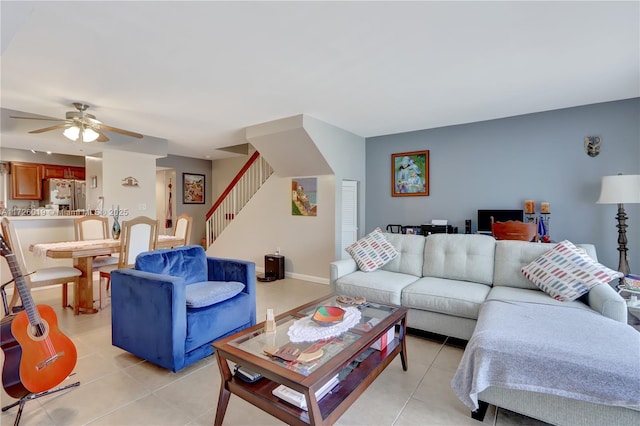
left=63, top=126, right=80, bottom=141
left=82, top=127, right=99, bottom=142
left=597, top=174, right=640, bottom=204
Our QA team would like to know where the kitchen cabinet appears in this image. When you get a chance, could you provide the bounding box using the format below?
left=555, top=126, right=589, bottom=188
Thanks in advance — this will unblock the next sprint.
left=42, top=165, right=66, bottom=179
left=10, top=162, right=42, bottom=200
left=42, top=164, right=86, bottom=180
left=70, top=166, right=85, bottom=180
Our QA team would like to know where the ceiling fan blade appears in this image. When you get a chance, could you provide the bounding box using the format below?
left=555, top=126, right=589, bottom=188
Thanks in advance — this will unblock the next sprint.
left=11, top=116, right=66, bottom=122
left=28, top=124, right=69, bottom=134
left=99, top=124, right=143, bottom=139
left=96, top=132, right=110, bottom=142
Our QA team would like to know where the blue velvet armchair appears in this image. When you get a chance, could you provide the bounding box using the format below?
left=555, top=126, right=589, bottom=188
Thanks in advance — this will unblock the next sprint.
left=110, top=245, right=256, bottom=372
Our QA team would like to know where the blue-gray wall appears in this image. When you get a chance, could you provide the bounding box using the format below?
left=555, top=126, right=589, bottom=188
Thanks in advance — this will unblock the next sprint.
left=366, top=98, right=640, bottom=271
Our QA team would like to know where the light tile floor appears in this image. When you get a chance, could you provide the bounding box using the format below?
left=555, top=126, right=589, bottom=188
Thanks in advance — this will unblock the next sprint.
left=1, top=278, right=547, bottom=425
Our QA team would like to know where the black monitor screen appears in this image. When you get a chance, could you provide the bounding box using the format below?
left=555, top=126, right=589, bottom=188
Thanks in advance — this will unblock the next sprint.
left=477, top=209, right=524, bottom=232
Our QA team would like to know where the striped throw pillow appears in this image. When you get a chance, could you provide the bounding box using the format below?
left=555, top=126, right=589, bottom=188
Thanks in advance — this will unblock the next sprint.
left=521, top=240, right=623, bottom=301
left=345, top=228, right=399, bottom=272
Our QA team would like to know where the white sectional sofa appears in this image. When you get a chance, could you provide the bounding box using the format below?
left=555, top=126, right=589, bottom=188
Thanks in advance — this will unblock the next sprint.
left=330, top=233, right=640, bottom=426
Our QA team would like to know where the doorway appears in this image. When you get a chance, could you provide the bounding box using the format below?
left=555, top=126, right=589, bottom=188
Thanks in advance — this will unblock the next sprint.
left=341, top=180, right=358, bottom=259
left=156, top=169, right=176, bottom=236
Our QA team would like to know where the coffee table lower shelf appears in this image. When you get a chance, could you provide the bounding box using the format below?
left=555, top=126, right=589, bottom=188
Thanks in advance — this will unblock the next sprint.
left=218, top=338, right=403, bottom=426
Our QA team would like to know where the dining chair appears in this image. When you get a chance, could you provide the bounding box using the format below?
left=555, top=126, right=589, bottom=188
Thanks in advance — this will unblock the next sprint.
left=98, top=216, right=158, bottom=308
left=74, top=216, right=119, bottom=305
left=1, top=217, right=82, bottom=312
left=491, top=216, right=538, bottom=242
left=173, top=213, right=192, bottom=246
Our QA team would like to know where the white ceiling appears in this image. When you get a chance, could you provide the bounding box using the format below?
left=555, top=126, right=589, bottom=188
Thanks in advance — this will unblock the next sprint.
left=1, top=1, right=638, bottom=160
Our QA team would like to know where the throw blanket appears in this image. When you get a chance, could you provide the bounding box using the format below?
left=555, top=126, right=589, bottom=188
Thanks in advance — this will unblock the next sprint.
left=452, top=300, right=640, bottom=410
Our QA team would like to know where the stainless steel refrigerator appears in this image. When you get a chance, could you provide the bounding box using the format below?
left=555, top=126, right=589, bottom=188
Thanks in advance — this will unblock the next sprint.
left=42, top=179, right=86, bottom=211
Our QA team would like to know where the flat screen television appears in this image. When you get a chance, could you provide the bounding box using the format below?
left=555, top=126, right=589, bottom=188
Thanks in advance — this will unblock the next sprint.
left=477, top=209, right=524, bottom=232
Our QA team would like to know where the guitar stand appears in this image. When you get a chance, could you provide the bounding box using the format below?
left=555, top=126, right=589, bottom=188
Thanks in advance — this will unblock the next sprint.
left=2, top=381, right=81, bottom=426
left=1, top=281, right=81, bottom=426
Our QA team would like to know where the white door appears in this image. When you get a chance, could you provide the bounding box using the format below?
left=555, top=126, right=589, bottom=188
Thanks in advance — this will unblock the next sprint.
left=341, top=180, right=358, bottom=259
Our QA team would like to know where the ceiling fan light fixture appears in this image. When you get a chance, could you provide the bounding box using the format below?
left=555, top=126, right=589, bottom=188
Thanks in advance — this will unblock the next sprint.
left=63, top=125, right=80, bottom=141
left=82, top=127, right=99, bottom=142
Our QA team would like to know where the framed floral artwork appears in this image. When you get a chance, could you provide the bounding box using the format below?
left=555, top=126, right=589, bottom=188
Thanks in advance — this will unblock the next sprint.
left=391, top=150, right=429, bottom=197
left=183, top=173, right=205, bottom=204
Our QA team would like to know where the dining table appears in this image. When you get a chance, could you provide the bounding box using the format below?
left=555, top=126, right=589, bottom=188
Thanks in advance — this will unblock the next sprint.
left=30, top=234, right=186, bottom=314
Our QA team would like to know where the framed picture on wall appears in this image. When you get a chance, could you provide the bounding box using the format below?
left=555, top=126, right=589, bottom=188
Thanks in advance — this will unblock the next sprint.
left=391, top=150, right=429, bottom=197
left=291, top=177, right=317, bottom=216
left=183, top=173, right=205, bottom=204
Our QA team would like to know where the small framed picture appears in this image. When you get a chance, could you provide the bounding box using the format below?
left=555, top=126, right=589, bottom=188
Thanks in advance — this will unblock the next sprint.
left=392, top=150, right=429, bottom=197
left=406, top=228, right=415, bottom=235
left=183, top=173, right=205, bottom=204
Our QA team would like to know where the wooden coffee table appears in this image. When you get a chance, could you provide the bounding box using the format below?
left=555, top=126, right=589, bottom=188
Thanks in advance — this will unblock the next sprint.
left=213, top=295, right=408, bottom=426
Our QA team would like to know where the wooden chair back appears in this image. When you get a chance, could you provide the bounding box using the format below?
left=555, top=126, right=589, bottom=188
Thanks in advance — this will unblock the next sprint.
left=173, top=214, right=192, bottom=245
left=74, top=216, right=110, bottom=240
left=119, top=216, right=158, bottom=268
left=1, top=217, right=80, bottom=311
left=0, top=217, right=30, bottom=279
left=491, top=217, right=538, bottom=242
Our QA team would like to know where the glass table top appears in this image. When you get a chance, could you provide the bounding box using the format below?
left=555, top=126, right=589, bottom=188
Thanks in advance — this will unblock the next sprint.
left=228, top=295, right=399, bottom=376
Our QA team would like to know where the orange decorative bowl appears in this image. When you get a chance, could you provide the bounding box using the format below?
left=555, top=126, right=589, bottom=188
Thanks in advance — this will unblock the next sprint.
left=312, top=306, right=345, bottom=326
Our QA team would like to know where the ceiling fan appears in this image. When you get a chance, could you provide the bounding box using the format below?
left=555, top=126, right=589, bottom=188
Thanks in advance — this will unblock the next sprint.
left=10, top=102, right=143, bottom=143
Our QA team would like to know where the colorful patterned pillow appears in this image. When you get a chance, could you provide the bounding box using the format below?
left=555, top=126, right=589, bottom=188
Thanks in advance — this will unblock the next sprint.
left=345, top=228, right=399, bottom=272
left=521, top=240, right=623, bottom=301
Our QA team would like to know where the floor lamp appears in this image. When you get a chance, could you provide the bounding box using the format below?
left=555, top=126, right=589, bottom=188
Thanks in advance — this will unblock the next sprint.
left=597, top=174, right=640, bottom=286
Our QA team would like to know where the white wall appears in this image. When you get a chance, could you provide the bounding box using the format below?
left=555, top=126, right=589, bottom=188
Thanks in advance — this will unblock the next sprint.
left=85, top=155, right=103, bottom=212
left=207, top=174, right=335, bottom=284
left=102, top=151, right=157, bottom=227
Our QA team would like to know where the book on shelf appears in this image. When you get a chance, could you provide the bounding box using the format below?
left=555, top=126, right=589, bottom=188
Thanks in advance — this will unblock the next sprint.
left=272, top=374, right=339, bottom=410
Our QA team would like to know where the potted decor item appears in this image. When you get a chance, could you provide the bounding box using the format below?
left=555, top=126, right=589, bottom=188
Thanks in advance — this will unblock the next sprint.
left=112, top=206, right=121, bottom=239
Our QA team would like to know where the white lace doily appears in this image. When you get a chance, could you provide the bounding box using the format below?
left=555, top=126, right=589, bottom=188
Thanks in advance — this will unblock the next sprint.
left=288, top=307, right=361, bottom=343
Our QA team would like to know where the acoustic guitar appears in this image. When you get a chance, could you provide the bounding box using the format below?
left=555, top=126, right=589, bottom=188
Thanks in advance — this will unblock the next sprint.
left=0, top=235, right=77, bottom=398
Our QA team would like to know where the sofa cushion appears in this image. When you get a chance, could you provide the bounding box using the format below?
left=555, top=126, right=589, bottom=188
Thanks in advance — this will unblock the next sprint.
left=521, top=240, right=623, bottom=302
left=422, top=234, right=496, bottom=285
left=494, top=241, right=559, bottom=289
left=402, top=277, right=491, bottom=320
left=486, top=286, right=594, bottom=313
left=135, top=245, right=207, bottom=285
left=380, top=232, right=426, bottom=276
left=335, top=269, right=418, bottom=305
left=185, top=292, right=253, bottom=353
left=185, top=281, right=245, bottom=308
left=345, top=228, right=399, bottom=272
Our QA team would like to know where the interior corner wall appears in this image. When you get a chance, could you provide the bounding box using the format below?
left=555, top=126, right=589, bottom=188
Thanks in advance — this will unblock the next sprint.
left=302, top=115, right=366, bottom=260
left=365, top=98, right=640, bottom=271
left=207, top=174, right=335, bottom=284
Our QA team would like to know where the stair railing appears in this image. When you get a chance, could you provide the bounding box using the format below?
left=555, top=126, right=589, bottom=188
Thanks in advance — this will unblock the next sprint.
left=205, top=152, right=273, bottom=247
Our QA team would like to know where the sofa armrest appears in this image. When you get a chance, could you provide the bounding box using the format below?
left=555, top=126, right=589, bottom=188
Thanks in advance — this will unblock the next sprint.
left=111, top=269, right=188, bottom=370
left=585, top=283, right=627, bottom=323
left=330, top=258, right=358, bottom=291
left=206, top=257, right=256, bottom=323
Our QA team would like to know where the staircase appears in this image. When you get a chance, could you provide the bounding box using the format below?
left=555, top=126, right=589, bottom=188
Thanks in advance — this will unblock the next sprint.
left=205, top=152, right=273, bottom=247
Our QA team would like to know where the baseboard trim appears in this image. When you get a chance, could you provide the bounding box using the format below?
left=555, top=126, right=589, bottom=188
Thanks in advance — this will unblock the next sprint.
left=255, top=267, right=329, bottom=285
